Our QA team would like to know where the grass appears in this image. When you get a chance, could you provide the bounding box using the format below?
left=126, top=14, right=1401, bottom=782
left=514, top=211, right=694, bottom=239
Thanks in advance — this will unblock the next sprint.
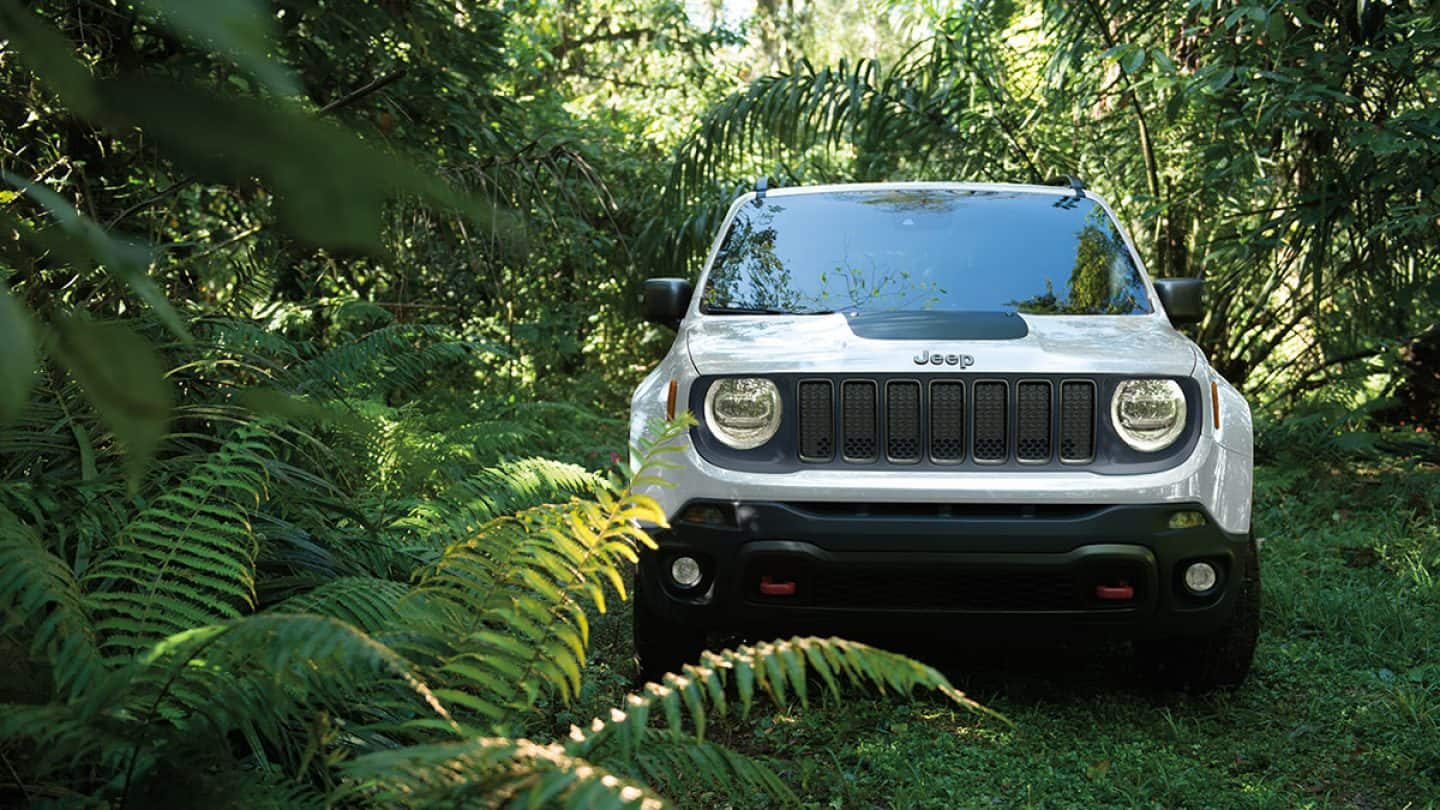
left=565, top=459, right=1440, bottom=808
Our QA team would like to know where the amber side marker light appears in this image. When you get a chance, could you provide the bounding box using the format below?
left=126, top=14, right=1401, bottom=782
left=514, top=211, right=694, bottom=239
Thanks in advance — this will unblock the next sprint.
left=1211, top=380, right=1221, bottom=430
left=666, top=379, right=678, bottom=420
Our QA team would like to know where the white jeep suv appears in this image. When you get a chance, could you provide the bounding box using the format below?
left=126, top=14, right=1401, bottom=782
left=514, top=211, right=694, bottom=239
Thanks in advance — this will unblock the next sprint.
left=630, top=180, right=1258, bottom=692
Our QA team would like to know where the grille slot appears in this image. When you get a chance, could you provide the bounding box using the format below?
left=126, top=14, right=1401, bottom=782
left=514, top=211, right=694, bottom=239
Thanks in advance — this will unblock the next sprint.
left=1060, top=381, right=1096, bottom=461
left=886, top=381, right=921, bottom=462
left=972, top=381, right=1009, bottom=462
left=929, top=381, right=965, bottom=462
left=798, top=380, right=834, bottom=461
left=1016, top=381, right=1053, bottom=462
left=841, top=381, right=879, bottom=461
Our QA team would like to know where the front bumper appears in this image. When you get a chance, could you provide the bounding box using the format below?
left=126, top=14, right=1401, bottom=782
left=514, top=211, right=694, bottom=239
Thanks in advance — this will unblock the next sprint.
left=638, top=500, right=1252, bottom=642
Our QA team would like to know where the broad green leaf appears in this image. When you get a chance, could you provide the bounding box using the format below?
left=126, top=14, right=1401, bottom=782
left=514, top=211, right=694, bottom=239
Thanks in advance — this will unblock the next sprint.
left=135, top=0, right=298, bottom=96
left=1, top=172, right=188, bottom=340
left=1121, top=47, right=1145, bottom=75
left=0, top=285, right=36, bottom=425
left=51, top=316, right=173, bottom=487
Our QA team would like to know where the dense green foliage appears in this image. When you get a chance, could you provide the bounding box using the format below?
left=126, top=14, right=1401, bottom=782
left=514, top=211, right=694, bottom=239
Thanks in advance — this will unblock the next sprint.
left=1, top=0, right=1437, bottom=805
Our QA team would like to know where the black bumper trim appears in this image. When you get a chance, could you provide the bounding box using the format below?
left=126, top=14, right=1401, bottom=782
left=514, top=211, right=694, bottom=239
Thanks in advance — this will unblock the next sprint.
left=638, top=501, right=1251, bottom=642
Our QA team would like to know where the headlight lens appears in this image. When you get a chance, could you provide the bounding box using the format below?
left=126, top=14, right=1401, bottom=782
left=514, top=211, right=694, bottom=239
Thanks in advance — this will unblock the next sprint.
left=1111, top=379, right=1187, bottom=452
left=704, top=378, right=782, bottom=449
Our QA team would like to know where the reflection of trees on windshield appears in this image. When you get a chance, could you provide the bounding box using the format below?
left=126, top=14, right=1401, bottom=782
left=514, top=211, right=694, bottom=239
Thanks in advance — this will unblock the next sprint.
left=1012, top=207, right=1146, bottom=314
left=702, top=205, right=806, bottom=312
left=702, top=191, right=1151, bottom=316
left=704, top=204, right=946, bottom=313
left=812, top=251, right=947, bottom=312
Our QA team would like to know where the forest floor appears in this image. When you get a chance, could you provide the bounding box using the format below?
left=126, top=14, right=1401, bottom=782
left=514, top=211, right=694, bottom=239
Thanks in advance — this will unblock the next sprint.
left=564, top=460, right=1440, bottom=808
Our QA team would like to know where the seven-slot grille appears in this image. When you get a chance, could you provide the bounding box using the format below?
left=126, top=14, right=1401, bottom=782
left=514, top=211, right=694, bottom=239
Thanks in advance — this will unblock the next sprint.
left=797, top=378, right=1097, bottom=466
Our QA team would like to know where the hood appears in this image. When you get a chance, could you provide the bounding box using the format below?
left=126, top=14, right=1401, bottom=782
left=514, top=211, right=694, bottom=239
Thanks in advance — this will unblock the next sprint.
left=685, top=311, right=1199, bottom=377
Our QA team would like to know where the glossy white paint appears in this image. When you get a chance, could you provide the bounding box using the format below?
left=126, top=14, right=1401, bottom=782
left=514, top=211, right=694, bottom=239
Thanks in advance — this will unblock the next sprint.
left=630, top=182, right=1254, bottom=535
left=686, top=314, right=1198, bottom=377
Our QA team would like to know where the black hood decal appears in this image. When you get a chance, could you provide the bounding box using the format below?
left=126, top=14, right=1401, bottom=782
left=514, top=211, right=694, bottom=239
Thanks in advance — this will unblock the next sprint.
left=842, top=310, right=1029, bottom=341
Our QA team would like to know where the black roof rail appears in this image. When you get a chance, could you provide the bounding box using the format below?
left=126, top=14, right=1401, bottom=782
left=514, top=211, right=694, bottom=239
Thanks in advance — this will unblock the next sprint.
left=753, top=176, right=768, bottom=206
left=1045, top=175, right=1086, bottom=198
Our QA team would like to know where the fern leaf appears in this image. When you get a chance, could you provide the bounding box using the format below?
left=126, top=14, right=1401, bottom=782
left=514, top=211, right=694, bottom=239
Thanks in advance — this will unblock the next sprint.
left=269, top=576, right=410, bottom=633
left=570, top=636, right=992, bottom=761
left=407, top=429, right=680, bottom=720
left=341, top=737, right=664, bottom=809
left=85, top=428, right=272, bottom=656
left=125, top=614, right=457, bottom=771
left=0, top=506, right=106, bottom=699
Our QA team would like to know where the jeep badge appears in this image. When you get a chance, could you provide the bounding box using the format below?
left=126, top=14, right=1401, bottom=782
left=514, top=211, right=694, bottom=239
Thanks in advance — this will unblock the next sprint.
left=912, top=350, right=975, bottom=368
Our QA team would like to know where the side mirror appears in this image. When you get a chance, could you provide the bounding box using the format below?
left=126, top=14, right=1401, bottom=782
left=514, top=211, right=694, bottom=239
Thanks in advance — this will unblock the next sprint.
left=1154, top=278, right=1203, bottom=326
left=644, top=278, right=694, bottom=329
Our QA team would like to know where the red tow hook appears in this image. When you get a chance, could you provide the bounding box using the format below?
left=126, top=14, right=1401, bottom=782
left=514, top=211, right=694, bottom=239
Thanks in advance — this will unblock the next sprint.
left=759, top=576, right=797, bottom=597
left=1095, top=583, right=1135, bottom=601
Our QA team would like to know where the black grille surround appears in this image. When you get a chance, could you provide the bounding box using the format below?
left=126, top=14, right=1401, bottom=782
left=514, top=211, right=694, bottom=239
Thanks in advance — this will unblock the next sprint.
left=688, top=373, right=1204, bottom=475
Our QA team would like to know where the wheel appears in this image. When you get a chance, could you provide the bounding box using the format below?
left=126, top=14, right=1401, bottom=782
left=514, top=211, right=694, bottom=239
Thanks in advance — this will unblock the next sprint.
left=632, top=572, right=707, bottom=683
left=1137, top=533, right=1260, bottom=693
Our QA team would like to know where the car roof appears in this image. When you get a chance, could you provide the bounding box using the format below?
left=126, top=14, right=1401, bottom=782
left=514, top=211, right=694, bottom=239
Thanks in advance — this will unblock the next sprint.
left=754, top=181, right=1093, bottom=199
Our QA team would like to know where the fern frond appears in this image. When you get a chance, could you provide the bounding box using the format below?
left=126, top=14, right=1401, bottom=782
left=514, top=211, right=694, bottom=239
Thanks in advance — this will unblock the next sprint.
left=0, top=702, right=139, bottom=777
left=124, top=613, right=457, bottom=772
left=284, top=325, right=500, bottom=399
left=84, top=428, right=272, bottom=656
left=416, top=490, right=668, bottom=717
left=408, top=435, right=673, bottom=721
left=340, top=737, right=664, bottom=809
left=269, top=576, right=410, bottom=633
left=0, top=507, right=106, bottom=699
left=569, top=637, right=989, bottom=762
left=395, top=457, right=601, bottom=550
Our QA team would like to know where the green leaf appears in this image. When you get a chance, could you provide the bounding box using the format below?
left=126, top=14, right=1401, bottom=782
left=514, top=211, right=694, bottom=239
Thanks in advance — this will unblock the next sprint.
left=135, top=0, right=298, bottom=96
left=50, top=316, right=173, bottom=487
left=0, top=286, right=36, bottom=425
left=1121, top=47, right=1145, bottom=75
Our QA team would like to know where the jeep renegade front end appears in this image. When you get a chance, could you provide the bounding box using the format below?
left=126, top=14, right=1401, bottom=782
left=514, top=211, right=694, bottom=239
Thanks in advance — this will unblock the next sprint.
left=630, top=181, right=1258, bottom=691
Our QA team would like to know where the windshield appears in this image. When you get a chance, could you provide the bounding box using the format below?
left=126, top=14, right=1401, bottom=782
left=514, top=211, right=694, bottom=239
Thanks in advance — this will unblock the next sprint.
left=700, top=189, right=1152, bottom=316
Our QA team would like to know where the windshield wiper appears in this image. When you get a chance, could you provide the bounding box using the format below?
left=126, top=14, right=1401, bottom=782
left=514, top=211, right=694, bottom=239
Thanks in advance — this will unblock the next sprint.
left=705, top=307, right=838, bottom=316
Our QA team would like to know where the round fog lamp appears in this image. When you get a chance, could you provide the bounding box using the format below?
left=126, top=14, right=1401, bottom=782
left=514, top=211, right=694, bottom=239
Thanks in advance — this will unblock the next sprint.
left=1183, top=561, right=1218, bottom=593
left=670, top=556, right=703, bottom=588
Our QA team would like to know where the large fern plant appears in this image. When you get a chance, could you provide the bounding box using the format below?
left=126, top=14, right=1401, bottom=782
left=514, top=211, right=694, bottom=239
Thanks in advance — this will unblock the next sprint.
left=0, top=366, right=983, bottom=806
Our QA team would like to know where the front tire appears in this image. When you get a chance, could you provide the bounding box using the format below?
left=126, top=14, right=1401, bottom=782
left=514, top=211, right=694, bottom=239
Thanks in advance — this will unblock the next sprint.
left=633, top=572, right=707, bottom=683
left=1137, top=533, right=1260, bottom=693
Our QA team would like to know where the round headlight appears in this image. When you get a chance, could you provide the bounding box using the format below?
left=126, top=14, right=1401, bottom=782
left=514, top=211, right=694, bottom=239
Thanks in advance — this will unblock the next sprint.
left=704, top=378, right=782, bottom=449
left=1111, top=379, right=1187, bottom=452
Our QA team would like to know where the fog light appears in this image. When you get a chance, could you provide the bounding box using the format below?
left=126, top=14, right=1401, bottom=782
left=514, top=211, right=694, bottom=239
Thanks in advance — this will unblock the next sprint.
left=670, top=556, right=703, bottom=588
left=1183, top=561, right=1218, bottom=593
left=1168, top=510, right=1207, bottom=529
